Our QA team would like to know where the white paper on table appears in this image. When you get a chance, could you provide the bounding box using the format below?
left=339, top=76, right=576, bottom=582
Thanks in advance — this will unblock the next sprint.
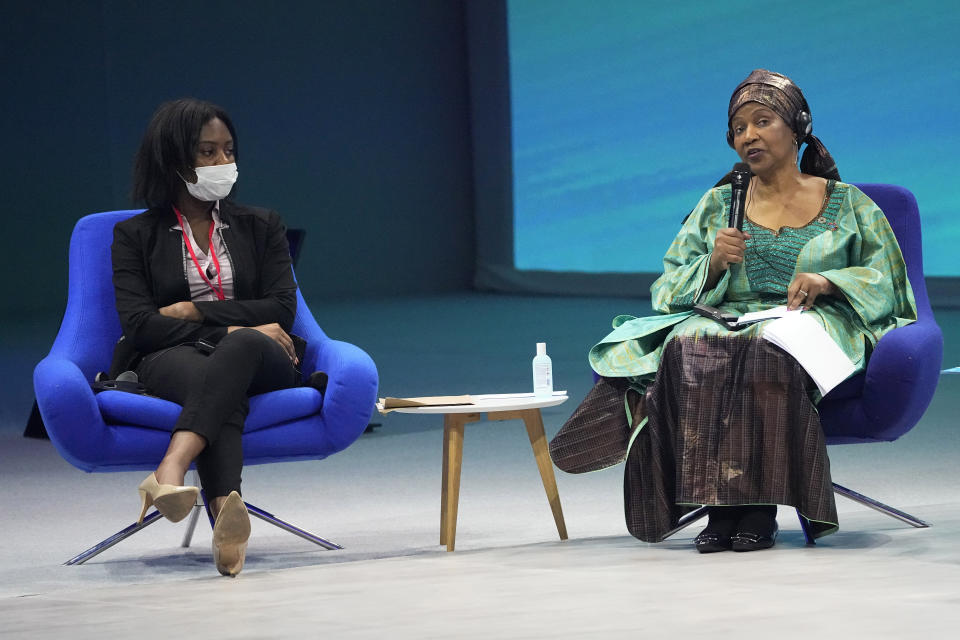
left=736, top=305, right=792, bottom=325
left=762, top=312, right=856, bottom=395
left=472, top=391, right=568, bottom=400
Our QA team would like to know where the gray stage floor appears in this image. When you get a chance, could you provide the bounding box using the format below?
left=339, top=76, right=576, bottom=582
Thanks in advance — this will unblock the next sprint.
left=2, top=294, right=959, bottom=638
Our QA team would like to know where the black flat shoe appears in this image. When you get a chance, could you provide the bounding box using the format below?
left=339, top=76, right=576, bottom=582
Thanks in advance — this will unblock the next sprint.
left=731, top=523, right=779, bottom=552
left=694, top=531, right=732, bottom=553
left=693, top=506, right=743, bottom=553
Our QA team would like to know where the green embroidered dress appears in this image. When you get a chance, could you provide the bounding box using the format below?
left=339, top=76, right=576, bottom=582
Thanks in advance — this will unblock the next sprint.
left=585, top=181, right=917, bottom=542
left=590, top=181, right=916, bottom=383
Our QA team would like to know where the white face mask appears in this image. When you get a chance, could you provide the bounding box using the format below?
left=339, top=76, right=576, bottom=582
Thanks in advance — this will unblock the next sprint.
left=183, top=163, right=238, bottom=201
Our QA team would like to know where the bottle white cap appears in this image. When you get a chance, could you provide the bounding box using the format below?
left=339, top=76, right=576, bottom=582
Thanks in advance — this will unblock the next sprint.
left=536, top=342, right=546, bottom=355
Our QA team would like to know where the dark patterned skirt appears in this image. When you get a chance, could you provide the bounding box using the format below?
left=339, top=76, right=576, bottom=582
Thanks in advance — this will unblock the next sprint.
left=552, top=334, right=838, bottom=543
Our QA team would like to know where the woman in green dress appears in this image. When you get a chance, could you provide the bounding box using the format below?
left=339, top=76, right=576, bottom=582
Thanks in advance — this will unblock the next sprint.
left=549, top=69, right=917, bottom=552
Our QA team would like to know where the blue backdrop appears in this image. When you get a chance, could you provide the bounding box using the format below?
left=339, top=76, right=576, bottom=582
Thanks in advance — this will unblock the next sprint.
left=508, top=0, right=960, bottom=275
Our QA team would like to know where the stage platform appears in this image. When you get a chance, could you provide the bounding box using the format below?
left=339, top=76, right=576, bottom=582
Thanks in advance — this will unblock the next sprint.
left=2, top=294, right=958, bottom=638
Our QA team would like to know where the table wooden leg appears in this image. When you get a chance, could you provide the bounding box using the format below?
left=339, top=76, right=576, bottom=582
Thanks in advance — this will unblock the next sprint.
left=442, top=414, right=466, bottom=551
left=521, top=408, right=568, bottom=540
left=440, top=417, right=450, bottom=547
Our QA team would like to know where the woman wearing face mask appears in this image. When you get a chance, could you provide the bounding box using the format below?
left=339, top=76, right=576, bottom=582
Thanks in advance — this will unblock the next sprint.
left=111, top=98, right=301, bottom=576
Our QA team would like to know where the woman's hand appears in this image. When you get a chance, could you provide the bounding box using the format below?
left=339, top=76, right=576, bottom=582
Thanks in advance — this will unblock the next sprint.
left=229, top=323, right=298, bottom=364
left=158, top=301, right=202, bottom=322
left=787, top=273, right=837, bottom=310
left=707, top=228, right=751, bottom=287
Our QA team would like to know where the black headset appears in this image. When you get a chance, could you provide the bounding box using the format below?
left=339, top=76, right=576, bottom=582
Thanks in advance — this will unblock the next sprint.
left=726, top=109, right=812, bottom=148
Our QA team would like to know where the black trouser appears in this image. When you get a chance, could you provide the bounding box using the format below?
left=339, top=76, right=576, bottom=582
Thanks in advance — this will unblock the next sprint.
left=137, top=329, right=299, bottom=498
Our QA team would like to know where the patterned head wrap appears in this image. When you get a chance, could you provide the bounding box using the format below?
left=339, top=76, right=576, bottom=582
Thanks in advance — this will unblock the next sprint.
left=726, top=69, right=840, bottom=181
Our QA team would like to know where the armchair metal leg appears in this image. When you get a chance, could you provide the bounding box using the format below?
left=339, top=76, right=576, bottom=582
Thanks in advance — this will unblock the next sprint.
left=796, top=510, right=815, bottom=545
left=65, top=510, right=165, bottom=565
left=833, top=482, right=930, bottom=528
left=180, top=504, right=202, bottom=548
left=245, top=502, right=343, bottom=550
left=200, top=484, right=342, bottom=550
left=181, top=471, right=203, bottom=548
left=661, top=506, right=710, bottom=540
left=66, top=482, right=341, bottom=564
left=657, top=483, right=928, bottom=549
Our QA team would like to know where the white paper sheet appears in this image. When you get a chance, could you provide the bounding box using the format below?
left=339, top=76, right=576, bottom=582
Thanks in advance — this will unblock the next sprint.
left=762, top=312, right=856, bottom=395
left=736, top=305, right=793, bottom=325
left=472, top=391, right=568, bottom=400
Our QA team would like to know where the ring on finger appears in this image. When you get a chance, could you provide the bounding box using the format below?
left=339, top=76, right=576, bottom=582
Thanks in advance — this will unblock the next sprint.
left=798, top=290, right=808, bottom=297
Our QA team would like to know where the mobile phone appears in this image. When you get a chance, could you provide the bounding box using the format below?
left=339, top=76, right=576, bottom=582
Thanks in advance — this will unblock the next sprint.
left=692, top=303, right=739, bottom=329
left=195, top=339, right=217, bottom=355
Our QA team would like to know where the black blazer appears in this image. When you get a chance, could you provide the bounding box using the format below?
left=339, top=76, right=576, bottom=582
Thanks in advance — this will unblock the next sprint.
left=110, top=200, right=297, bottom=373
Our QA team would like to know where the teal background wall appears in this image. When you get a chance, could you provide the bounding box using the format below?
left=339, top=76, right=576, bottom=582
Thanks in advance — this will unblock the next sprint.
left=4, top=0, right=957, bottom=319
left=0, top=0, right=476, bottom=317
left=508, top=0, right=960, bottom=275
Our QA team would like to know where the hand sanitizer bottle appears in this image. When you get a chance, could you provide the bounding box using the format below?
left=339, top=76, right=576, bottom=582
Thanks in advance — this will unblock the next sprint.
left=532, top=342, right=553, bottom=397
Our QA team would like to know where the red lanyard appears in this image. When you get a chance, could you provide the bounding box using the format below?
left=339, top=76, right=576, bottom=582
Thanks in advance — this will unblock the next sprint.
left=172, top=206, right=225, bottom=301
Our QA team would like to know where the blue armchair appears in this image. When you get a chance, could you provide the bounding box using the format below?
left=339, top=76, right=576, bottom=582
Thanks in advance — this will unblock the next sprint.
left=807, top=183, right=942, bottom=538
left=33, top=210, right=379, bottom=564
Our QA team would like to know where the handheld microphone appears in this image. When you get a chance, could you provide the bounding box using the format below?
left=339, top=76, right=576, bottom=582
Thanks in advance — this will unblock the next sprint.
left=728, top=162, right=752, bottom=230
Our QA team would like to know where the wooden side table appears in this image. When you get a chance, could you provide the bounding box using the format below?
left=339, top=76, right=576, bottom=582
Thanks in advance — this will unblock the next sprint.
left=385, top=393, right=569, bottom=551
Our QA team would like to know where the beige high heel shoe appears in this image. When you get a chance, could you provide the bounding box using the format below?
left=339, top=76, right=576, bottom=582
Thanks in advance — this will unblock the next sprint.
left=212, top=491, right=251, bottom=576
left=137, top=473, right=200, bottom=524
